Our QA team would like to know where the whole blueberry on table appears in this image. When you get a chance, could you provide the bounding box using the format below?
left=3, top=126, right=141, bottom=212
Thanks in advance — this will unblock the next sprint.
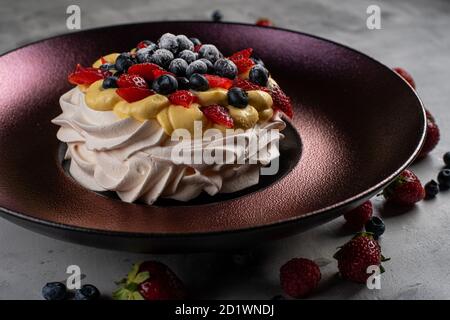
left=102, top=76, right=118, bottom=89
left=424, top=180, right=439, bottom=198
left=249, top=64, right=269, bottom=86
left=176, top=35, right=194, bottom=52
left=42, top=282, right=67, bottom=300
left=186, top=60, right=208, bottom=78
left=214, top=58, right=237, bottom=79
left=178, top=49, right=197, bottom=64
left=115, top=53, right=134, bottom=73
left=152, top=74, right=178, bottom=95
left=168, top=58, right=189, bottom=76
left=444, top=151, right=450, bottom=167
left=437, top=169, right=450, bottom=189
left=227, top=87, right=248, bottom=108
left=211, top=10, right=223, bottom=22
left=158, top=33, right=179, bottom=53
left=198, top=44, right=221, bottom=63
left=365, top=217, right=385, bottom=239
left=176, top=77, right=190, bottom=90
left=150, top=49, right=174, bottom=68
left=189, top=73, right=209, bottom=91
left=74, top=284, right=100, bottom=300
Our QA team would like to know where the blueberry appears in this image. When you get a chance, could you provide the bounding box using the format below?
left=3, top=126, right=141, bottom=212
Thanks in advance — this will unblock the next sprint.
left=150, top=49, right=174, bottom=68
left=227, top=87, right=248, bottom=108
left=158, top=33, right=179, bottom=53
left=168, top=58, right=188, bottom=76
left=42, top=282, right=67, bottom=301
left=365, top=217, right=385, bottom=239
left=99, top=63, right=115, bottom=71
left=198, top=44, right=221, bottom=63
left=102, top=76, right=118, bottom=89
left=189, top=37, right=202, bottom=46
left=251, top=54, right=265, bottom=67
left=178, top=50, right=197, bottom=64
left=74, top=284, right=100, bottom=300
left=177, top=77, right=190, bottom=90
left=186, top=60, right=208, bottom=78
left=211, top=10, right=223, bottom=22
left=199, top=58, right=214, bottom=73
left=189, top=73, right=209, bottom=91
left=425, top=180, right=439, bottom=198
left=115, top=53, right=134, bottom=73
left=214, top=58, right=237, bottom=79
left=249, top=64, right=269, bottom=86
left=136, top=46, right=157, bottom=63
left=437, top=169, right=450, bottom=189
left=444, top=152, right=450, bottom=167
left=152, top=74, right=178, bottom=95
left=176, top=35, right=194, bottom=52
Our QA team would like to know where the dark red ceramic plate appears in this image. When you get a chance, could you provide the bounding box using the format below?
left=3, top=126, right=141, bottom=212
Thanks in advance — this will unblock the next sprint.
left=0, top=22, right=425, bottom=252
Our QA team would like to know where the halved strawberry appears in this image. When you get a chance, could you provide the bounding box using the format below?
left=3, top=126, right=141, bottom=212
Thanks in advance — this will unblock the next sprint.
left=229, top=48, right=255, bottom=74
left=128, top=63, right=162, bottom=82
left=194, top=44, right=202, bottom=53
left=117, top=74, right=148, bottom=88
left=168, top=90, right=196, bottom=108
left=68, top=64, right=110, bottom=86
left=136, top=40, right=152, bottom=49
left=204, top=75, right=233, bottom=89
left=233, top=78, right=268, bottom=92
left=116, top=87, right=154, bottom=103
left=270, top=84, right=293, bottom=119
left=202, top=104, right=234, bottom=128
left=151, top=69, right=174, bottom=80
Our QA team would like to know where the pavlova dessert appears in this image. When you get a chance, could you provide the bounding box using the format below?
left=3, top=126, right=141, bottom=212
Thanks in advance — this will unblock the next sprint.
left=52, top=33, right=293, bottom=204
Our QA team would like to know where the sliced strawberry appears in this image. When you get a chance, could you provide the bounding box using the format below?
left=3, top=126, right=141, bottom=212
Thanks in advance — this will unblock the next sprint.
left=229, top=48, right=253, bottom=60
left=136, top=40, right=152, bottom=49
left=168, top=90, right=196, bottom=108
left=233, top=78, right=268, bottom=92
left=117, top=74, right=148, bottom=88
left=100, top=56, right=107, bottom=65
left=202, top=104, right=234, bottom=128
left=116, top=87, right=154, bottom=103
left=194, top=44, right=202, bottom=53
left=204, top=75, right=233, bottom=89
left=151, top=68, right=174, bottom=80
left=128, top=63, right=162, bottom=82
left=229, top=48, right=255, bottom=74
left=68, top=64, right=110, bottom=86
left=270, top=84, right=293, bottom=119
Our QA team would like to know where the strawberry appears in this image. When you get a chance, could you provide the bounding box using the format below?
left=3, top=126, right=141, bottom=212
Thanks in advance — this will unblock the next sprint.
left=128, top=63, right=162, bottom=82
left=168, top=90, right=196, bottom=108
left=202, top=104, right=234, bottom=128
left=270, top=84, right=293, bottom=118
left=418, top=114, right=440, bottom=158
left=344, top=200, right=373, bottom=231
left=136, top=40, right=152, bottom=49
left=425, top=109, right=436, bottom=123
left=256, top=18, right=273, bottom=27
left=152, top=68, right=174, bottom=80
left=204, top=74, right=233, bottom=89
left=194, top=44, right=202, bottom=53
left=233, top=78, right=268, bottom=92
left=116, top=87, right=154, bottom=103
left=229, top=48, right=255, bottom=74
left=68, top=64, right=110, bottom=86
left=280, top=258, right=321, bottom=299
left=334, top=232, right=389, bottom=283
left=117, top=73, right=148, bottom=88
left=113, top=261, right=187, bottom=300
left=393, top=67, right=416, bottom=89
left=383, top=169, right=425, bottom=206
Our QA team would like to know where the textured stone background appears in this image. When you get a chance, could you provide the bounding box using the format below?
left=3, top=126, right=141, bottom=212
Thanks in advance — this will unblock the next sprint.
left=0, top=0, right=449, bottom=299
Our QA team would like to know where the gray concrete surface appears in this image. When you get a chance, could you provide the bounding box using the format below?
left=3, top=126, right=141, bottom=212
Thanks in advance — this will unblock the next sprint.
left=0, top=0, right=449, bottom=299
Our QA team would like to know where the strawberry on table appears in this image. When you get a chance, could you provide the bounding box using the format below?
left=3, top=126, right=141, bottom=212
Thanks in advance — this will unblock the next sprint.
left=418, top=114, right=440, bottom=158
left=344, top=200, right=373, bottom=231
left=256, top=18, right=274, bottom=27
left=116, top=87, right=154, bottom=103
left=202, top=104, right=234, bottom=128
left=393, top=67, right=416, bottom=89
left=383, top=169, right=425, bottom=206
left=168, top=90, right=196, bottom=108
left=117, top=73, right=148, bottom=88
left=280, top=258, right=321, bottom=299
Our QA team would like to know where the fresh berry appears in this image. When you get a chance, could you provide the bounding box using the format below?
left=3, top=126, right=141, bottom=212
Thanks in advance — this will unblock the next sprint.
left=251, top=54, right=265, bottom=67
left=168, top=58, right=189, bottom=76
left=189, top=73, right=209, bottom=91
left=364, top=217, right=385, bottom=239
left=128, top=62, right=162, bottom=82
left=418, top=117, right=440, bottom=158
left=204, top=74, right=233, bottom=89
left=424, top=180, right=439, bottom=198
left=102, top=76, right=118, bottom=89
left=117, top=87, right=154, bottom=103
left=113, top=261, right=187, bottom=300
left=189, top=37, right=201, bottom=46
left=136, top=40, right=155, bottom=50
left=270, top=84, right=294, bottom=118
left=198, top=58, right=213, bottom=73
left=150, top=49, right=174, bottom=68
left=383, top=169, right=425, bottom=206
left=227, top=87, right=248, bottom=108
left=214, top=58, right=238, bottom=79
left=444, top=151, right=450, bottom=167
left=233, top=78, right=268, bottom=92
left=334, top=232, right=388, bottom=283
left=343, top=200, right=373, bottom=231
left=99, top=63, right=115, bottom=72
left=115, top=53, right=134, bottom=73
left=438, top=169, right=450, bottom=189
left=178, top=50, right=197, bottom=64
left=193, top=44, right=202, bottom=53
left=42, top=282, right=67, bottom=301
left=279, top=258, right=321, bottom=299
left=117, top=73, right=148, bottom=88
left=176, top=35, right=194, bottom=52
left=152, top=74, right=178, bottom=95
left=168, top=90, right=196, bottom=108
left=229, top=48, right=254, bottom=74
left=68, top=64, right=110, bottom=86
left=177, top=77, right=190, bottom=90
left=202, top=104, right=234, bottom=128
left=256, top=18, right=273, bottom=27
left=249, top=64, right=269, bottom=86
left=212, top=10, right=223, bottom=22
left=136, top=47, right=157, bottom=63
left=186, top=60, right=208, bottom=78
left=425, top=109, right=436, bottom=123
left=198, top=44, right=221, bottom=63
left=393, top=67, right=416, bottom=89
left=74, top=284, right=100, bottom=300
left=158, top=33, right=179, bottom=54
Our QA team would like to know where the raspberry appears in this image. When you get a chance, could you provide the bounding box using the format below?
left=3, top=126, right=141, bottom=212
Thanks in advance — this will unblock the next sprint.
left=280, top=258, right=321, bottom=299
